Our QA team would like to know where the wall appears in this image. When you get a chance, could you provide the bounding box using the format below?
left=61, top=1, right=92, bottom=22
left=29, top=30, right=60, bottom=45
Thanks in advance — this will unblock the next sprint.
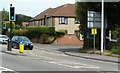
left=54, top=17, right=80, bottom=34
left=53, top=34, right=84, bottom=45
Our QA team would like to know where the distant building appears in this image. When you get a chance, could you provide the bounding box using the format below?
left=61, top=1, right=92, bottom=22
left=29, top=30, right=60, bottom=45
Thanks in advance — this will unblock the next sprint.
left=29, top=4, right=81, bottom=34
left=22, top=22, right=29, bottom=27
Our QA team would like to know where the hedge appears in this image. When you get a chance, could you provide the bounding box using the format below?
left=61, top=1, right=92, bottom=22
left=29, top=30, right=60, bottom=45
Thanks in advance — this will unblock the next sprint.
left=27, top=26, right=55, bottom=39
left=7, top=26, right=66, bottom=44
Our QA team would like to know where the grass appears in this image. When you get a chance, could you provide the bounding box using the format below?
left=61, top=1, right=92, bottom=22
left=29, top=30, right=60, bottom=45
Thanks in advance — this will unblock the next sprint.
left=79, top=47, right=120, bottom=58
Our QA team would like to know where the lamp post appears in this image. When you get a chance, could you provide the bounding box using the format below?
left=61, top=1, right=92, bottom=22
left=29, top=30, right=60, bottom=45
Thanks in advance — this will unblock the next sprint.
left=101, top=0, right=104, bottom=55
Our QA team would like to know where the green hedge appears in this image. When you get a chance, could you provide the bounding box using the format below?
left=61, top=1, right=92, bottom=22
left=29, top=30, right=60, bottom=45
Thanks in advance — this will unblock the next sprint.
left=7, top=26, right=66, bottom=44
left=111, top=46, right=120, bottom=55
left=55, top=30, right=66, bottom=37
left=27, top=26, right=55, bottom=39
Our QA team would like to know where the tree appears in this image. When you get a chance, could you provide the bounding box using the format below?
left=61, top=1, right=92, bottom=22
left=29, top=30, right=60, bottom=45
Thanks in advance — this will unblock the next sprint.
left=76, top=2, right=120, bottom=49
left=0, top=8, right=9, bottom=21
left=16, top=14, right=33, bottom=26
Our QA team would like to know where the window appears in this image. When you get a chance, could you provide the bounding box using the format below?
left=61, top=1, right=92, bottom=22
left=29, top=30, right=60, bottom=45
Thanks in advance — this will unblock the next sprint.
left=75, top=18, right=80, bottom=24
left=59, top=17, right=68, bottom=24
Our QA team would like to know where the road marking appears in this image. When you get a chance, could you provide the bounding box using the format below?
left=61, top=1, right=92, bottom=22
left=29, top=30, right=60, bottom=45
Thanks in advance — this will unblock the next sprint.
left=0, top=66, right=14, bottom=72
left=44, top=60, right=100, bottom=69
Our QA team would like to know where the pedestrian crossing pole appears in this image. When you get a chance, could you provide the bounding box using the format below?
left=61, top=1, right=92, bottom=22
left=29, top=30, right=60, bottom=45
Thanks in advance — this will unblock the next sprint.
left=8, top=4, right=15, bottom=51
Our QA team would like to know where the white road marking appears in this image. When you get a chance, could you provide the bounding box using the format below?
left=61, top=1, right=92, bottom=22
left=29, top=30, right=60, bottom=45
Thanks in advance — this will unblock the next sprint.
left=0, top=66, right=14, bottom=72
left=44, top=60, right=100, bottom=69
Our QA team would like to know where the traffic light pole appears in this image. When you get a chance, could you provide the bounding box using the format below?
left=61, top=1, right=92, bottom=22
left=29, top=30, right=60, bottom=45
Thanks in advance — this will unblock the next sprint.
left=8, top=4, right=14, bottom=51
left=7, top=21, right=12, bottom=51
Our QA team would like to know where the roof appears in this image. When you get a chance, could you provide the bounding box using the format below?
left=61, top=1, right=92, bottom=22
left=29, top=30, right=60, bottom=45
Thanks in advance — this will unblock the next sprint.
left=33, top=4, right=76, bottom=21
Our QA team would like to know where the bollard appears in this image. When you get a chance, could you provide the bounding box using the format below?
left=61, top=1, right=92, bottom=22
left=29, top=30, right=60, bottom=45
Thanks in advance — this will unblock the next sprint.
left=19, top=40, right=24, bottom=53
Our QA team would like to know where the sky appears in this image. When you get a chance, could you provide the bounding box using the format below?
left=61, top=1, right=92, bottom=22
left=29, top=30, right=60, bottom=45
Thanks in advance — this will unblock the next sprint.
left=0, top=0, right=76, bottom=17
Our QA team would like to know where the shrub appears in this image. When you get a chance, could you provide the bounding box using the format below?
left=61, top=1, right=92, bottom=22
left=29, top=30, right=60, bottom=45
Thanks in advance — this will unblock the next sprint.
left=55, top=30, right=66, bottom=37
left=15, top=25, right=21, bottom=30
left=111, top=46, right=120, bottom=55
left=7, top=29, right=28, bottom=37
left=27, top=26, right=55, bottom=39
left=3, top=21, right=15, bottom=30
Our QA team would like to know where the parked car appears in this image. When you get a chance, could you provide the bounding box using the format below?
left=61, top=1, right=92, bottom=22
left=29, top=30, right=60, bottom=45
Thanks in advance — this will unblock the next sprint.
left=0, top=35, right=9, bottom=44
left=12, top=36, right=33, bottom=50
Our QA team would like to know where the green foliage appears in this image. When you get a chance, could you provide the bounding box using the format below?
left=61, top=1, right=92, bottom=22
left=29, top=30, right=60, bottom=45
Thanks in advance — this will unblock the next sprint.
left=27, top=26, right=55, bottom=39
left=16, top=14, right=33, bottom=26
left=111, top=46, right=120, bottom=55
left=76, top=2, right=120, bottom=49
left=0, top=9, right=32, bottom=26
left=42, top=34, right=51, bottom=44
left=2, top=21, right=15, bottom=34
left=15, top=25, right=21, bottom=30
left=6, top=29, right=28, bottom=37
left=4, top=21, right=15, bottom=29
left=0, top=8, right=9, bottom=21
left=55, top=30, right=66, bottom=37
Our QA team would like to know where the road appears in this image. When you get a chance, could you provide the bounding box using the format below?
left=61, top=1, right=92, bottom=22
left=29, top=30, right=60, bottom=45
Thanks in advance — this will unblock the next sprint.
left=0, top=44, right=119, bottom=73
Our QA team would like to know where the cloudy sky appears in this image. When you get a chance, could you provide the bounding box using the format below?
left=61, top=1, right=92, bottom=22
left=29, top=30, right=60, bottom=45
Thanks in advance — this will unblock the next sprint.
left=0, top=0, right=75, bottom=17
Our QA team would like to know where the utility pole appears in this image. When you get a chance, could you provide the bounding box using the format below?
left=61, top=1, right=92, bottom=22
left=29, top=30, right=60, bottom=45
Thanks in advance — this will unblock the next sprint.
left=101, top=0, right=104, bottom=55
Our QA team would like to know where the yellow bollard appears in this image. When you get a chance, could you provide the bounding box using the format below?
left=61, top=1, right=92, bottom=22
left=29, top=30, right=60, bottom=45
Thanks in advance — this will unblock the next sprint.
left=19, top=44, right=24, bottom=53
left=19, top=41, right=24, bottom=53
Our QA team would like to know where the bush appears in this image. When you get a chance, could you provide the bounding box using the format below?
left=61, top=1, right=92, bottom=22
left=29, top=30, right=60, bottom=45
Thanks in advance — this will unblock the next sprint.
left=4, top=21, right=15, bottom=30
left=15, top=25, right=21, bottom=30
left=6, top=29, right=28, bottom=37
left=55, top=30, right=66, bottom=37
left=2, top=21, right=15, bottom=34
left=111, top=46, right=120, bottom=55
left=27, top=26, right=55, bottom=39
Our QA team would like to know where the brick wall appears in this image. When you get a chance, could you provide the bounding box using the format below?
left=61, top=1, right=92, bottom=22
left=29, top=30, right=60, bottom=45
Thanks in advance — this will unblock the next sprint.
left=53, top=34, right=84, bottom=45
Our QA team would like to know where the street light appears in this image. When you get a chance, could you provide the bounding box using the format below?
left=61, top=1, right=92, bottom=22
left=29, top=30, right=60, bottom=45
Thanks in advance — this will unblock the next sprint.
left=101, top=0, right=104, bottom=55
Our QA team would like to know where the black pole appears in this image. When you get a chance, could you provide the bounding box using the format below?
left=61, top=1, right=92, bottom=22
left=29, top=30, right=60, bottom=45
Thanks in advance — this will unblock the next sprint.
left=8, top=4, right=13, bottom=51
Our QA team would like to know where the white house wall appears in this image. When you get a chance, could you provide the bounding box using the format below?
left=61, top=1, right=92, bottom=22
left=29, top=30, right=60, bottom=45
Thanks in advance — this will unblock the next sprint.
left=54, top=17, right=80, bottom=34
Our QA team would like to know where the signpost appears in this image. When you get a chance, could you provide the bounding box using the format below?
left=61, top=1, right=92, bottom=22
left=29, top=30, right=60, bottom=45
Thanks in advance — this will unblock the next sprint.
left=88, top=11, right=99, bottom=53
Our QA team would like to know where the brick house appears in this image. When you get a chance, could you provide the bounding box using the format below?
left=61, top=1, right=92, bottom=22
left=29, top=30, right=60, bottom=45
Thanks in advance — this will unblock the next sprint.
left=29, top=4, right=83, bottom=45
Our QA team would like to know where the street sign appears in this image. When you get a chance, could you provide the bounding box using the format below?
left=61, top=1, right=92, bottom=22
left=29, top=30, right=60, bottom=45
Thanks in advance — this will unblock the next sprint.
left=87, top=11, right=107, bottom=29
left=92, top=28, right=97, bottom=35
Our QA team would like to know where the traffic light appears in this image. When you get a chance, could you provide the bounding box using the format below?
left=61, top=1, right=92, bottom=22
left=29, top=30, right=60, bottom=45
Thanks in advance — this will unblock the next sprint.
left=10, top=7, right=15, bottom=21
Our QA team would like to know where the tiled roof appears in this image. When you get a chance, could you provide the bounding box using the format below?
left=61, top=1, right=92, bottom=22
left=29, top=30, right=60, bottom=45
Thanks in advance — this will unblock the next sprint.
left=33, top=4, right=76, bottom=20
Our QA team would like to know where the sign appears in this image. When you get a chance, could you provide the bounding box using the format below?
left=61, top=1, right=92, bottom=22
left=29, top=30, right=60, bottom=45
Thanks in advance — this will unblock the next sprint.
left=92, top=28, right=97, bottom=35
left=87, top=11, right=107, bottom=29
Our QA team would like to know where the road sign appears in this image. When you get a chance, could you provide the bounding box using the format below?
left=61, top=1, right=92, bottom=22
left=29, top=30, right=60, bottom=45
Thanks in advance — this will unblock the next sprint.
left=92, top=28, right=97, bottom=35
left=87, top=11, right=107, bottom=29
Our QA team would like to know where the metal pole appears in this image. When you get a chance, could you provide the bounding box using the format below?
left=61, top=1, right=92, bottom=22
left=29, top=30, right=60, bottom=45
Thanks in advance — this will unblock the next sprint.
left=93, top=13, right=95, bottom=53
left=9, top=21, right=12, bottom=51
left=8, top=4, right=13, bottom=51
left=101, top=0, right=104, bottom=55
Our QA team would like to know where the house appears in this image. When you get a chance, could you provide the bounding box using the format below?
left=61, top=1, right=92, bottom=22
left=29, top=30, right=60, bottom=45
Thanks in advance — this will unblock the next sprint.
left=29, top=4, right=83, bottom=44
left=21, top=22, right=29, bottom=27
left=29, top=4, right=81, bottom=34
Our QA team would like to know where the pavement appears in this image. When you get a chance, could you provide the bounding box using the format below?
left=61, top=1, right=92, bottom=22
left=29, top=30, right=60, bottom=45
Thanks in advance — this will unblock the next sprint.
left=64, top=52, right=120, bottom=64
left=1, top=44, right=120, bottom=64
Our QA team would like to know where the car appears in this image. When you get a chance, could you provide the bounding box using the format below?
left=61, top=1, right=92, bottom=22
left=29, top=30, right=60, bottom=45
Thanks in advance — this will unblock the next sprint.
left=12, top=36, right=33, bottom=50
left=0, top=35, right=9, bottom=44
